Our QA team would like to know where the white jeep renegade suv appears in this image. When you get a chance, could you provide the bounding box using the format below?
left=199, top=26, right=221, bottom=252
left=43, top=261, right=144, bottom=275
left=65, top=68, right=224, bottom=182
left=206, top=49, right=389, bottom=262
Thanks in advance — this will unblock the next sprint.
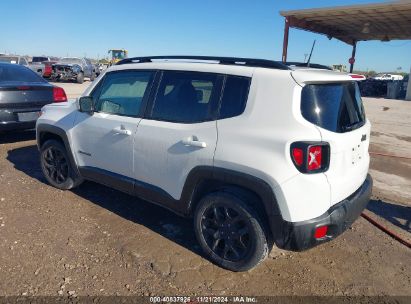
left=36, top=56, right=372, bottom=271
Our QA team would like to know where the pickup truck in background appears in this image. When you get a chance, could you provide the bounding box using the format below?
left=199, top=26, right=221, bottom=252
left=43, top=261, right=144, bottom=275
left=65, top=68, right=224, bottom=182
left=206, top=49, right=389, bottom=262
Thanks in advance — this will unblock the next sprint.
left=0, top=55, right=44, bottom=76
left=30, top=56, right=58, bottom=78
left=51, top=57, right=96, bottom=83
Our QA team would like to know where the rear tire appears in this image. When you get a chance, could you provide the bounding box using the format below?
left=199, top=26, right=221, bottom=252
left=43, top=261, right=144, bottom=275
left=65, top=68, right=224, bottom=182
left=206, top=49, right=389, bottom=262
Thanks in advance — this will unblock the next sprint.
left=194, top=191, right=269, bottom=271
left=40, top=140, right=83, bottom=190
left=76, top=72, right=84, bottom=84
left=90, top=73, right=95, bottom=81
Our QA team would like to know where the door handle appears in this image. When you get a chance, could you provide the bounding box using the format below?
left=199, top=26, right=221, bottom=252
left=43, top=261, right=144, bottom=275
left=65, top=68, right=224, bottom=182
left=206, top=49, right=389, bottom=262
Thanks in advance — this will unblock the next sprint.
left=112, top=126, right=132, bottom=136
left=182, top=137, right=207, bottom=148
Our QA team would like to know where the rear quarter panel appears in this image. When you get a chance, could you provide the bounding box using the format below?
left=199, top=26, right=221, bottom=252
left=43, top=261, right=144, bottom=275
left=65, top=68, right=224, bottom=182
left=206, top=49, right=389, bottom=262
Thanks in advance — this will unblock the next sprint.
left=214, top=68, right=330, bottom=222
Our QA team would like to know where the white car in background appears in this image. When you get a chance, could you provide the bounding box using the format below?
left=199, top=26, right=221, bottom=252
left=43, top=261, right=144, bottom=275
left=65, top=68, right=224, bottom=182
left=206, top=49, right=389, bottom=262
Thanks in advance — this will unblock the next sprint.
left=373, top=73, right=403, bottom=80
left=36, top=56, right=372, bottom=271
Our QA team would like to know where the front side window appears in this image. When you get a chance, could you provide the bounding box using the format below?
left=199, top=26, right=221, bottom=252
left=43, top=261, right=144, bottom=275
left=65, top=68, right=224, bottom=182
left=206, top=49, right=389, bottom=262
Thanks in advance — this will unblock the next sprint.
left=151, top=71, right=219, bottom=123
left=94, top=71, right=154, bottom=117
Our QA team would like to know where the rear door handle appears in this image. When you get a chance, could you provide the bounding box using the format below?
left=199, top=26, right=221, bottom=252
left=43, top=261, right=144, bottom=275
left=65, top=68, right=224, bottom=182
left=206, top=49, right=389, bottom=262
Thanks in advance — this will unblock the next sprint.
left=182, top=137, right=207, bottom=148
left=112, top=126, right=132, bottom=136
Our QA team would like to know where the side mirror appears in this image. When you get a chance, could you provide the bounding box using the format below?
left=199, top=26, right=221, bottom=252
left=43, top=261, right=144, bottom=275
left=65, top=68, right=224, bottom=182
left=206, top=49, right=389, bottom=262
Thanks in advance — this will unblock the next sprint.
left=78, top=96, right=94, bottom=114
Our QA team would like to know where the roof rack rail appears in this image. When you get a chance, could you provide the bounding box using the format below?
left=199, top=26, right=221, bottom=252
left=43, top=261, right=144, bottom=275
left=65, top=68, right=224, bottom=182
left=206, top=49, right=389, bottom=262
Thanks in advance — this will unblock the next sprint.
left=285, top=61, right=333, bottom=70
left=116, top=56, right=290, bottom=70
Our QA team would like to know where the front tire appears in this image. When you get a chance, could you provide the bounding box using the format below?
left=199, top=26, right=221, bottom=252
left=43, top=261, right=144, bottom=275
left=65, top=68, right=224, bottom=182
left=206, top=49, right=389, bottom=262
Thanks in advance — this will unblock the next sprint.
left=76, top=72, right=84, bottom=84
left=40, top=140, right=83, bottom=190
left=194, top=192, right=269, bottom=271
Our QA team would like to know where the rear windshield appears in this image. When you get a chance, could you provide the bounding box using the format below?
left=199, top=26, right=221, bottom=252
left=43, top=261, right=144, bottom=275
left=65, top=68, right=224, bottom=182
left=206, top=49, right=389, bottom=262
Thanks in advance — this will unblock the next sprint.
left=301, top=82, right=365, bottom=133
left=0, top=64, right=45, bottom=83
left=32, top=57, right=48, bottom=62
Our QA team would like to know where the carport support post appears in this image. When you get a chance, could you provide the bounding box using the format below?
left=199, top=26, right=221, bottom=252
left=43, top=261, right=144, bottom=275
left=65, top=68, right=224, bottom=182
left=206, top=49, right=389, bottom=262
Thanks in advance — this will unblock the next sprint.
left=282, top=17, right=290, bottom=63
left=350, top=41, right=357, bottom=73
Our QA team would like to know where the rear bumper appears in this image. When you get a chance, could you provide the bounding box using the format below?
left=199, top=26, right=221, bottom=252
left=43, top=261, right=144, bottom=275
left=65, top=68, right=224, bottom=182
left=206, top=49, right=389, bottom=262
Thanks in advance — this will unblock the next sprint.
left=274, top=174, right=373, bottom=251
left=0, top=121, right=36, bottom=131
left=0, top=107, right=42, bottom=131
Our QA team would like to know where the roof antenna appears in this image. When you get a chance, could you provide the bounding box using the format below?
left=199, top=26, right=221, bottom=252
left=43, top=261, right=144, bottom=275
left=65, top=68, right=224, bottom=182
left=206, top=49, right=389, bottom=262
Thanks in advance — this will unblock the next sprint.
left=306, top=39, right=316, bottom=67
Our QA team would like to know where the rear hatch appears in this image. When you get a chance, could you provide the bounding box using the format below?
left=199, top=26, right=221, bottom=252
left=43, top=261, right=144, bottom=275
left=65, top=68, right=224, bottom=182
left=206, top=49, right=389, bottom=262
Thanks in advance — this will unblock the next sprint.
left=293, top=69, right=370, bottom=205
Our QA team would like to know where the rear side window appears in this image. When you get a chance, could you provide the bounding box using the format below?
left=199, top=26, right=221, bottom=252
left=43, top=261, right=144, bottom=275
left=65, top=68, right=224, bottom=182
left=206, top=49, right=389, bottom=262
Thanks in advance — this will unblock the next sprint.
left=95, top=71, right=154, bottom=117
left=151, top=71, right=219, bottom=123
left=0, top=64, right=45, bottom=83
left=301, top=82, right=365, bottom=133
left=219, top=76, right=250, bottom=119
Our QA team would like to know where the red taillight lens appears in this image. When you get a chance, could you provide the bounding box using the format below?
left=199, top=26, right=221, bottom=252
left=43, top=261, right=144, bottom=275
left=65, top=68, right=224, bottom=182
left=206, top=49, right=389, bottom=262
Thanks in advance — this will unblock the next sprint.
left=291, top=148, right=304, bottom=166
left=290, top=142, right=329, bottom=173
left=17, top=86, right=30, bottom=90
left=314, top=226, right=328, bottom=239
left=307, top=146, right=322, bottom=171
left=53, top=86, right=67, bottom=102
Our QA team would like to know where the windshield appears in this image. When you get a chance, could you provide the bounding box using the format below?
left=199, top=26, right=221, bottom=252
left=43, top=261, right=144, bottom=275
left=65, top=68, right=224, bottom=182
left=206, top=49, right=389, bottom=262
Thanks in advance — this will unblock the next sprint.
left=111, top=51, right=125, bottom=60
left=301, top=82, right=366, bottom=133
left=60, top=58, right=82, bottom=64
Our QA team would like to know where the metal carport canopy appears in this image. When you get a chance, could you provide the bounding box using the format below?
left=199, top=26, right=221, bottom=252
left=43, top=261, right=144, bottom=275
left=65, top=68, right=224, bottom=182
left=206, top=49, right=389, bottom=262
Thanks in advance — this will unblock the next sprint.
left=280, top=1, right=411, bottom=71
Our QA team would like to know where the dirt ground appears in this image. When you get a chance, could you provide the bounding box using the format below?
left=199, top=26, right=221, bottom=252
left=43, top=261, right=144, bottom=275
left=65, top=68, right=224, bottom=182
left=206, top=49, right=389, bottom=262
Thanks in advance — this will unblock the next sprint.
left=0, top=82, right=410, bottom=296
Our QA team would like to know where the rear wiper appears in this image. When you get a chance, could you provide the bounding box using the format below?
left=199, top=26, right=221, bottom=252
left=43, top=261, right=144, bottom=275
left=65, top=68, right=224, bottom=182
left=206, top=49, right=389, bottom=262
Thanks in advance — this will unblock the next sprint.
left=342, top=121, right=362, bottom=131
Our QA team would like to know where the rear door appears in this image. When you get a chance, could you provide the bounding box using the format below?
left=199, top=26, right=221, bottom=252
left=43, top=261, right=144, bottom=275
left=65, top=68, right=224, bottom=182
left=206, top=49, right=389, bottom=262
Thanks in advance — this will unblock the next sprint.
left=300, top=81, right=370, bottom=205
left=133, top=70, right=221, bottom=200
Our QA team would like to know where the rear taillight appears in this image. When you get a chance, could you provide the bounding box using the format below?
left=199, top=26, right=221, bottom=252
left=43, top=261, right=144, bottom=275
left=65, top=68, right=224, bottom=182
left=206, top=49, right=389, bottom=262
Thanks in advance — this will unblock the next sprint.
left=291, top=148, right=304, bottom=166
left=307, top=146, right=322, bottom=171
left=291, top=142, right=330, bottom=173
left=53, top=86, right=67, bottom=102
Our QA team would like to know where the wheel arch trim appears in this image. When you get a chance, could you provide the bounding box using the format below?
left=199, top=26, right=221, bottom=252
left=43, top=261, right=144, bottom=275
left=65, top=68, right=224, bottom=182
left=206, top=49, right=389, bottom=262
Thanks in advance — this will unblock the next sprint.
left=36, top=124, right=80, bottom=176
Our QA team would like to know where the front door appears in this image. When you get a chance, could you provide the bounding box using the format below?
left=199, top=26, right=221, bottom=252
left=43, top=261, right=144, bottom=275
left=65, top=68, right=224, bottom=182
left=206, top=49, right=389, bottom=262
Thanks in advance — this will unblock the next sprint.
left=71, top=70, right=156, bottom=186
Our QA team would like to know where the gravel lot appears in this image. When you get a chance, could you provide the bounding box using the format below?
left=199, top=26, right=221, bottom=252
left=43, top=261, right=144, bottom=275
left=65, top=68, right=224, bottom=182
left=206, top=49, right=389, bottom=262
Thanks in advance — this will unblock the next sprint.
left=0, top=81, right=410, bottom=296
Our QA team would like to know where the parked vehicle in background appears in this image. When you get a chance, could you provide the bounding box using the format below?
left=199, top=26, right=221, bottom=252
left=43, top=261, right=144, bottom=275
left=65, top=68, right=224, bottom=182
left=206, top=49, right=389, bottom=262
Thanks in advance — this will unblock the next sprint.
left=0, top=55, right=44, bottom=76
left=31, top=56, right=58, bottom=78
left=373, top=74, right=404, bottom=81
left=36, top=56, right=372, bottom=271
left=0, top=63, right=67, bottom=132
left=108, top=49, right=128, bottom=66
left=51, top=57, right=96, bottom=84
left=95, top=63, right=107, bottom=76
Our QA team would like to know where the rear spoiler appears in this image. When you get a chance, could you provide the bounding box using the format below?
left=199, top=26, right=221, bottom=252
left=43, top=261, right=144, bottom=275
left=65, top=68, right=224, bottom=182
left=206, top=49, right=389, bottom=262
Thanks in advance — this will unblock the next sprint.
left=291, top=69, right=366, bottom=85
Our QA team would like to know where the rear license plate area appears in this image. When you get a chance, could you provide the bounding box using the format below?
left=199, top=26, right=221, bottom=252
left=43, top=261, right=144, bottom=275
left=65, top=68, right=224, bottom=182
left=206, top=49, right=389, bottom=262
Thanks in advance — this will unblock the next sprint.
left=17, top=111, right=40, bottom=122
left=351, top=142, right=365, bottom=165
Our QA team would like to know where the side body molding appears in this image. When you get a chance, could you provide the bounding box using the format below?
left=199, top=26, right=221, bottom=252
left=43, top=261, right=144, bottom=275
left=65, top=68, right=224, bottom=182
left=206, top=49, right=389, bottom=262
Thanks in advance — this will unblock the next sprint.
left=35, top=126, right=282, bottom=236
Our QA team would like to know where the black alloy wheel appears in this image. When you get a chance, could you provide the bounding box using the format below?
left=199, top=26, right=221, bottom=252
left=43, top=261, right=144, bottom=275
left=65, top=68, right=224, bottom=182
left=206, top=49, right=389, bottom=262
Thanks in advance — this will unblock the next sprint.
left=201, top=204, right=251, bottom=262
left=40, top=140, right=83, bottom=190
left=194, top=192, right=269, bottom=271
left=42, top=146, right=69, bottom=184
